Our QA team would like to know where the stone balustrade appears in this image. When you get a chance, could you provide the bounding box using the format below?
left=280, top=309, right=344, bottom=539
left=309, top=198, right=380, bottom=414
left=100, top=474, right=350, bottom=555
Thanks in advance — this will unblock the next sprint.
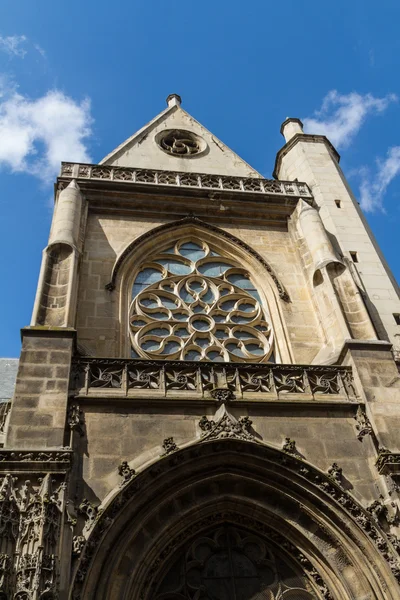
left=59, top=163, right=312, bottom=199
left=70, top=358, right=358, bottom=403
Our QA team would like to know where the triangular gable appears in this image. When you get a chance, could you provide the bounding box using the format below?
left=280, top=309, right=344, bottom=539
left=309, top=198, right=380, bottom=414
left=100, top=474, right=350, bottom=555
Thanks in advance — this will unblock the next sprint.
left=100, top=98, right=261, bottom=178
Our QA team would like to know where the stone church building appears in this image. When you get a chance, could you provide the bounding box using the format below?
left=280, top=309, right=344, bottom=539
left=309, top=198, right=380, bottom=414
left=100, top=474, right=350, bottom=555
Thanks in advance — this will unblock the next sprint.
left=2, top=94, right=400, bottom=599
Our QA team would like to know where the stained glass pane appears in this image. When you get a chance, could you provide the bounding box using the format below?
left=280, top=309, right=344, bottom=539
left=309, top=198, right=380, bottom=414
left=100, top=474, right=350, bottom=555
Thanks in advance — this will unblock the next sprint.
left=180, top=288, right=195, bottom=303
left=202, top=289, right=215, bottom=303
left=238, top=303, right=255, bottom=313
left=140, top=298, right=158, bottom=308
left=226, top=273, right=252, bottom=288
left=148, top=328, right=169, bottom=337
left=192, top=319, right=210, bottom=331
left=226, top=343, right=246, bottom=357
left=157, top=259, right=192, bottom=275
left=161, top=341, right=181, bottom=354
left=142, top=340, right=160, bottom=351
left=245, top=344, right=264, bottom=356
left=198, top=261, right=233, bottom=276
left=185, top=350, right=201, bottom=361
left=175, top=328, right=189, bottom=338
left=234, top=331, right=256, bottom=340
left=179, top=242, right=206, bottom=261
left=135, top=268, right=163, bottom=284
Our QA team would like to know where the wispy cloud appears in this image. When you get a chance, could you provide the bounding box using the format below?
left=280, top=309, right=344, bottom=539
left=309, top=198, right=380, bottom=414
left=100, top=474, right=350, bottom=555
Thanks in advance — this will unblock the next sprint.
left=0, top=35, right=28, bottom=58
left=0, top=79, right=93, bottom=182
left=359, top=147, right=400, bottom=212
left=303, top=90, right=397, bottom=148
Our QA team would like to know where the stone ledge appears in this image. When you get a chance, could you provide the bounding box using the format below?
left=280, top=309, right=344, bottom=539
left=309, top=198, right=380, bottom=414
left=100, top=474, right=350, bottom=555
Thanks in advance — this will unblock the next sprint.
left=21, top=326, right=77, bottom=340
left=338, top=339, right=393, bottom=363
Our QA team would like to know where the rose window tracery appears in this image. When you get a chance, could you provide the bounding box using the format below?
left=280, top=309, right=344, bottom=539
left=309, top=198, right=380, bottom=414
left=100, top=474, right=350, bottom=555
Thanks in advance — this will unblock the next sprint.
left=154, top=524, right=318, bottom=599
left=158, top=130, right=204, bottom=156
left=130, top=240, right=274, bottom=362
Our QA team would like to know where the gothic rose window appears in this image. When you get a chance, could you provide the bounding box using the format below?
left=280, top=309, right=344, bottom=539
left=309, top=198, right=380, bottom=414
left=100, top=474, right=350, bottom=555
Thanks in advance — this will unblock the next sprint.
left=154, top=524, right=318, bottom=599
left=130, top=240, right=274, bottom=362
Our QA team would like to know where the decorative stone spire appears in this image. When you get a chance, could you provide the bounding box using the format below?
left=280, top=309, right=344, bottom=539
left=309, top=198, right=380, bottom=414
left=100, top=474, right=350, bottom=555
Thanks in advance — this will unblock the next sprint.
left=280, top=117, right=304, bottom=142
left=166, top=93, right=182, bottom=108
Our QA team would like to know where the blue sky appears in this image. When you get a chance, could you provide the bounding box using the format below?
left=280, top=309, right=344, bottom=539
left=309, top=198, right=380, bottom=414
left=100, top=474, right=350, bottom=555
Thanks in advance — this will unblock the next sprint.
left=1, top=0, right=400, bottom=357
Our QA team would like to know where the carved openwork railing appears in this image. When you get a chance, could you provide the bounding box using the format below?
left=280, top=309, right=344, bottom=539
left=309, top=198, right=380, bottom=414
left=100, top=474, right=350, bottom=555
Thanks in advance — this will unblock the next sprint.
left=59, top=163, right=312, bottom=199
left=70, top=359, right=358, bottom=402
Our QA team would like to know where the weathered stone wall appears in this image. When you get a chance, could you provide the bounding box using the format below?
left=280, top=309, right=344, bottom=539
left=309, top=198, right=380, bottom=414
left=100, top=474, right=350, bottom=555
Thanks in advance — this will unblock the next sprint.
left=6, top=330, right=74, bottom=448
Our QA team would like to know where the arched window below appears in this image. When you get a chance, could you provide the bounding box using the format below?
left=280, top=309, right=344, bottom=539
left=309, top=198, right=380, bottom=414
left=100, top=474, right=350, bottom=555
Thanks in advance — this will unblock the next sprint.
left=130, top=239, right=274, bottom=362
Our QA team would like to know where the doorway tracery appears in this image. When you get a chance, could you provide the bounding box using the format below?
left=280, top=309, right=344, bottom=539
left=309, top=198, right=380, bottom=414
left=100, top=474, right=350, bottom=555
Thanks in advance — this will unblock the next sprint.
left=154, top=524, right=318, bottom=600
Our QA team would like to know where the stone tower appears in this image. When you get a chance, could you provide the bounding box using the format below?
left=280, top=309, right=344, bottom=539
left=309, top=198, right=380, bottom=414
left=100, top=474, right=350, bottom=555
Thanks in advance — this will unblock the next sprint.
left=2, top=95, right=400, bottom=599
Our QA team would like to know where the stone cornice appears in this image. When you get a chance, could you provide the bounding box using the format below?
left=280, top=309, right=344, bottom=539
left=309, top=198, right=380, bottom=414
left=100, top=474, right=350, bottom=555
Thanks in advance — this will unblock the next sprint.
left=273, top=134, right=341, bottom=179
left=58, top=162, right=312, bottom=201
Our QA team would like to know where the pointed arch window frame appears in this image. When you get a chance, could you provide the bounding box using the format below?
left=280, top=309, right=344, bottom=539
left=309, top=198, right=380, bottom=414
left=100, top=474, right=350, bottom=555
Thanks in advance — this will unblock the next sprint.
left=107, top=217, right=293, bottom=363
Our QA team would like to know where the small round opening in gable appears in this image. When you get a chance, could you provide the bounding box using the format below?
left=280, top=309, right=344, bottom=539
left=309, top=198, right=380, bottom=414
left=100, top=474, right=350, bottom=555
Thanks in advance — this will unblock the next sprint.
left=157, top=129, right=206, bottom=157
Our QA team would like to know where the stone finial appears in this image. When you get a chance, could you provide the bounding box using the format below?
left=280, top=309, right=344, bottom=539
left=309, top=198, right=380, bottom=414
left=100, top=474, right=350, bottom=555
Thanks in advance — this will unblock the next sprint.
left=280, top=117, right=304, bottom=142
left=166, top=93, right=182, bottom=107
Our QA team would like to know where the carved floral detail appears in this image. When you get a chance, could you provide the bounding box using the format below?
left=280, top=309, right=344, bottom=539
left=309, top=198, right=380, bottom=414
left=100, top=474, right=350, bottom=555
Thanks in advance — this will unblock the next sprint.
left=72, top=535, right=86, bottom=557
left=161, top=438, right=179, bottom=456
left=198, top=404, right=255, bottom=442
left=282, top=437, right=297, bottom=454
left=68, top=404, right=84, bottom=437
left=328, top=463, right=343, bottom=485
left=117, top=461, right=136, bottom=486
left=210, top=388, right=235, bottom=402
left=354, top=406, right=373, bottom=441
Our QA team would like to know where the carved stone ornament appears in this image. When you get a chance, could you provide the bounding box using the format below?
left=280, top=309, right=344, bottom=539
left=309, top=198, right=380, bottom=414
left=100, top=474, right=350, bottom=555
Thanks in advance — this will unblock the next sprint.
left=117, top=461, right=136, bottom=486
left=198, top=403, right=255, bottom=442
left=72, top=535, right=86, bottom=557
left=161, top=437, right=179, bottom=456
left=328, top=463, right=343, bottom=485
left=0, top=473, right=66, bottom=599
left=367, top=500, right=388, bottom=521
left=354, top=406, right=373, bottom=441
left=210, top=388, right=236, bottom=402
left=282, top=437, right=297, bottom=454
left=0, top=449, right=72, bottom=465
left=78, top=498, right=99, bottom=533
left=68, top=403, right=85, bottom=437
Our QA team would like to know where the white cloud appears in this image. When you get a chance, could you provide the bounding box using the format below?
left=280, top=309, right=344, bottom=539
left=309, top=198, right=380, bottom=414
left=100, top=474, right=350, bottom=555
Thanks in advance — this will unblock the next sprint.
left=303, top=90, right=397, bottom=148
left=34, top=43, right=46, bottom=58
left=0, top=35, right=27, bottom=58
left=359, top=147, right=400, bottom=212
left=0, top=82, right=93, bottom=182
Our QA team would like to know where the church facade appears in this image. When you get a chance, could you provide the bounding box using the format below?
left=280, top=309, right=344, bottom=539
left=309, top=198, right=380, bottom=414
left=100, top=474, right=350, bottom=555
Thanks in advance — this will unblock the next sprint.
left=2, top=94, right=400, bottom=599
